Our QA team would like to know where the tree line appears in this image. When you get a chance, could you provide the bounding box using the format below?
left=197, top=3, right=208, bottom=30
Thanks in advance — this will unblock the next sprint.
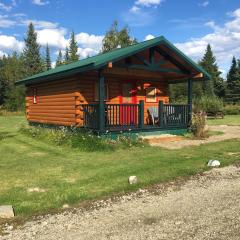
left=0, top=21, right=239, bottom=112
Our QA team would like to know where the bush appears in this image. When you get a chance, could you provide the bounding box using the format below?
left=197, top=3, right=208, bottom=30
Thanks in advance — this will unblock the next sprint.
left=194, top=95, right=223, bottom=114
left=19, top=124, right=145, bottom=152
left=223, top=104, right=240, bottom=115
left=190, top=112, right=207, bottom=138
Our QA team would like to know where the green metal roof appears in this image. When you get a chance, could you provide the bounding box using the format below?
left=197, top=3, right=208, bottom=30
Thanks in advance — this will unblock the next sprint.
left=16, top=36, right=211, bottom=86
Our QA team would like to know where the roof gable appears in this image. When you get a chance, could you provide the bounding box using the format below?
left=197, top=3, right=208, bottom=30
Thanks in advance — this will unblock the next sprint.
left=16, top=36, right=210, bottom=86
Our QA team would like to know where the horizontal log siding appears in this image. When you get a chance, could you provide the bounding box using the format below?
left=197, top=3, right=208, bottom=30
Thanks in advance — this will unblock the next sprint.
left=26, top=76, right=81, bottom=126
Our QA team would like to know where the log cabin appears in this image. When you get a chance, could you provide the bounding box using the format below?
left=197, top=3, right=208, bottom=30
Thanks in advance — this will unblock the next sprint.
left=16, top=36, right=210, bottom=136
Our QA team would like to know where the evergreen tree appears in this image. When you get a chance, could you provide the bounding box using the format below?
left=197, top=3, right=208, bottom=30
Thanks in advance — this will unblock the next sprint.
left=23, top=22, right=44, bottom=76
left=64, top=46, right=70, bottom=64
left=69, top=31, right=79, bottom=62
left=102, top=20, right=137, bottom=53
left=45, top=43, right=51, bottom=70
left=56, top=49, right=63, bottom=67
left=199, top=44, right=224, bottom=97
left=226, top=57, right=240, bottom=102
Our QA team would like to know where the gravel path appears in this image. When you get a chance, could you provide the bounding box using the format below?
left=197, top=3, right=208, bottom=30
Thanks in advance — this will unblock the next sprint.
left=148, top=125, right=240, bottom=149
left=1, top=165, right=240, bottom=240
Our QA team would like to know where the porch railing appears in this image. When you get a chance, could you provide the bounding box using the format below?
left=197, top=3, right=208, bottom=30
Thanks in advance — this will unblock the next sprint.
left=81, top=101, right=190, bottom=131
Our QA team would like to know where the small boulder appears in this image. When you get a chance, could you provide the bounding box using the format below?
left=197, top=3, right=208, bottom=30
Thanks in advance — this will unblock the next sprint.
left=207, top=160, right=220, bottom=167
left=0, top=205, right=14, bottom=219
left=128, top=176, right=138, bottom=185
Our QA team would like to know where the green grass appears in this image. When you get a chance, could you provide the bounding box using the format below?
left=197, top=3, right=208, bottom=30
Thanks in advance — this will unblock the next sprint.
left=207, top=115, right=240, bottom=126
left=0, top=116, right=240, bottom=217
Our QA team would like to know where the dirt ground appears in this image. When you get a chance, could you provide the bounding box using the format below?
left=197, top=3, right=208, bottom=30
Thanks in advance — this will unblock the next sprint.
left=147, top=125, right=240, bottom=149
left=1, top=164, right=240, bottom=240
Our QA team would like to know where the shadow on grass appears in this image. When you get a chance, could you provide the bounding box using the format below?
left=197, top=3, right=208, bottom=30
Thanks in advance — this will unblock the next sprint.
left=0, top=131, right=15, bottom=141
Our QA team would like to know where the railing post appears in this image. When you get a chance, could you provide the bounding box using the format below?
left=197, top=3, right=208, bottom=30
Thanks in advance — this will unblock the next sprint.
left=188, top=78, right=193, bottom=125
left=98, top=69, right=105, bottom=133
left=159, top=100, right=164, bottom=128
left=138, top=100, right=144, bottom=129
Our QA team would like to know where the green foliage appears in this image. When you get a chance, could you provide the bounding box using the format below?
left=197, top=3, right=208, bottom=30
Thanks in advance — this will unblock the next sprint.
left=223, top=104, right=240, bottom=115
left=199, top=44, right=225, bottom=97
left=226, top=57, right=240, bottom=104
left=194, top=95, right=223, bottom=114
left=22, top=22, right=44, bottom=76
left=69, top=31, right=79, bottom=62
left=45, top=44, right=52, bottom=70
left=19, top=124, right=145, bottom=152
left=64, top=46, right=70, bottom=64
left=102, top=20, right=137, bottom=53
left=56, top=49, right=64, bottom=67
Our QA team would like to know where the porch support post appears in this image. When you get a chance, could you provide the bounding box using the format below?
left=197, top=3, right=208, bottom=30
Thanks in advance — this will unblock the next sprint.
left=138, top=100, right=144, bottom=129
left=158, top=100, right=164, bottom=128
left=98, top=69, right=105, bottom=133
left=187, top=78, right=193, bottom=125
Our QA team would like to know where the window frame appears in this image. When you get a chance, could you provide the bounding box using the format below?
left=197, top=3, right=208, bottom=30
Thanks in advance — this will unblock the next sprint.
left=145, top=87, right=157, bottom=103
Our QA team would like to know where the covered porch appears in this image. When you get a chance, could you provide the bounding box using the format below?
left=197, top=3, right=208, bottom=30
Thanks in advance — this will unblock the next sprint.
left=80, top=40, right=204, bottom=134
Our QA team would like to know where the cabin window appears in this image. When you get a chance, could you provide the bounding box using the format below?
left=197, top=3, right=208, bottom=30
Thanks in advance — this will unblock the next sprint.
left=94, top=82, right=109, bottom=101
left=33, top=88, right=37, bottom=104
left=146, top=87, right=157, bottom=103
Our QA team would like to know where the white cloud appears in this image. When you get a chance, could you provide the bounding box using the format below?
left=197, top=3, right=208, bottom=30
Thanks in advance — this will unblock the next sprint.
left=175, top=8, right=240, bottom=72
left=0, top=18, right=16, bottom=28
left=32, top=0, right=49, bottom=6
left=0, top=2, right=12, bottom=12
left=77, top=47, right=98, bottom=59
left=75, top=32, right=103, bottom=51
left=37, top=28, right=68, bottom=48
left=135, top=0, right=163, bottom=7
left=21, top=19, right=58, bottom=29
left=130, top=6, right=140, bottom=13
left=145, top=34, right=155, bottom=40
left=0, top=35, right=24, bottom=52
left=199, top=1, right=209, bottom=7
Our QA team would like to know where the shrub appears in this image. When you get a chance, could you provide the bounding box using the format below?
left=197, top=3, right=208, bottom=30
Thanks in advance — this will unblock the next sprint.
left=19, top=124, right=145, bottom=151
left=190, top=112, right=207, bottom=138
left=194, top=95, right=223, bottom=114
left=223, top=104, right=240, bottom=115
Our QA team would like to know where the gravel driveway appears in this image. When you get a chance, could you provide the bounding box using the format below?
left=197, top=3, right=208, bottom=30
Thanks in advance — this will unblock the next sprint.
left=1, top=165, right=240, bottom=240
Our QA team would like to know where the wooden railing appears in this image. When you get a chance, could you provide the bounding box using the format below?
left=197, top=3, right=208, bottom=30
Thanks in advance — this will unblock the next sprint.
left=163, top=104, right=189, bottom=127
left=106, top=104, right=139, bottom=128
left=82, top=101, right=189, bottom=131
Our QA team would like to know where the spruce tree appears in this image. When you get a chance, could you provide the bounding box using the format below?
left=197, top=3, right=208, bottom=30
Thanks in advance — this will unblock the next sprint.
left=23, top=22, right=44, bottom=76
left=45, top=43, right=51, bottom=70
left=199, top=44, right=224, bottom=97
left=69, top=31, right=79, bottom=62
left=64, top=47, right=70, bottom=64
left=56, top=50, right=63, bottom=67
left=226, top=57, right=240, bottom=102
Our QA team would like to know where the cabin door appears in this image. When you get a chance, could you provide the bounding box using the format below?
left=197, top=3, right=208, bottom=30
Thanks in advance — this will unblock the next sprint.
left=120, top=82, right=137, bottom=126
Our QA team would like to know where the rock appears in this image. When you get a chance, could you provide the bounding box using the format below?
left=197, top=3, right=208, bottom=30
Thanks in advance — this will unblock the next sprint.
left=62, top=204, right=70, bottom=209
left=0, top=205, right=14, bottom=218
left=207, top=160, right=220, bottom=167
left=128, top=176, right=138, bottom=185
left=27, top=187, right=46, bottom=193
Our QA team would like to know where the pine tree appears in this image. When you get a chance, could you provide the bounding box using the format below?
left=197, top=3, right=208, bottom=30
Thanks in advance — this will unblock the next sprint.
left=56, top=50, right=63, bottom=67
left=64, top=47, right=70, bottom=64
left=23, top=22, right=44, bottom=76
left=45, top=43, right=51, bottom=70
left=69, top=31, right=79, bottom=62
left=226, top=57, right=240, bottom=102
left=199, top=44, right=224, bottom=97
left=102, top=20, right=137, bottom=53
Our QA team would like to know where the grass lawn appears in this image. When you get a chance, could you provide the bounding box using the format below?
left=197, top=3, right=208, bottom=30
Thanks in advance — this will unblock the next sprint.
left=0, top=116, right=240, bottom=217
left=207, top=115, right=240, bottom=126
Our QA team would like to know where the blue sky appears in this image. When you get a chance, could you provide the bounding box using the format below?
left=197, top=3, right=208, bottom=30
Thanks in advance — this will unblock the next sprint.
left=0, top=0, right=240, bottom=75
